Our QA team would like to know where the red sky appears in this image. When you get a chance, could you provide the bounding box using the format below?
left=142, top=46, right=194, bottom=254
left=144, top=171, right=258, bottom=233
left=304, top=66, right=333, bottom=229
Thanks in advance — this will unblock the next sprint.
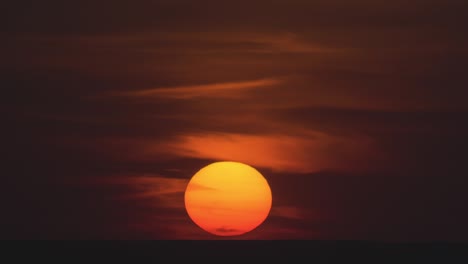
left=2, top=0, right=468, bottom=240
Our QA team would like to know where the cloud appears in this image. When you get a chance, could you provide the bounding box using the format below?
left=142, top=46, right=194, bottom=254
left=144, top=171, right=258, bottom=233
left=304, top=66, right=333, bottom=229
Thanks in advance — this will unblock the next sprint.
left=231, top=32, right=344, bottom=54
left=111, top=78, right=280, bottom=99
left=215, top=227, right=239, bottom=234
left=10, top=31, right=342, bottom=54
left=82, top=175, right=189, bottom=209
left=153, top=131, right=380, bottom=174
left=150, top=31, right=344, bottom=54
left=186, top=182, right=218, bottom=192
left=270, top=206, right=305, bottom=220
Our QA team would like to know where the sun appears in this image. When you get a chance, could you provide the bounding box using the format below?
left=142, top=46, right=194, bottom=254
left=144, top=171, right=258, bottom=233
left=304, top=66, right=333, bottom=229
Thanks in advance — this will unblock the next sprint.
left=184, top=161, right=272, bottom=236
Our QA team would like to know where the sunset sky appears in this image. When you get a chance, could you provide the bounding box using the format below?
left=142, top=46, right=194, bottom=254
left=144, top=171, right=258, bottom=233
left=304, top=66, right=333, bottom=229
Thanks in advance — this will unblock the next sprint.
left=2, top=0, right=468, bottom=240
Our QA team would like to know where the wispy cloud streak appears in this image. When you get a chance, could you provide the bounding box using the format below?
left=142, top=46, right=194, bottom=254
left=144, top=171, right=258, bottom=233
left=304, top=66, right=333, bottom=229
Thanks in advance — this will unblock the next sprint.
left=111, top=78, right=280, bottom=99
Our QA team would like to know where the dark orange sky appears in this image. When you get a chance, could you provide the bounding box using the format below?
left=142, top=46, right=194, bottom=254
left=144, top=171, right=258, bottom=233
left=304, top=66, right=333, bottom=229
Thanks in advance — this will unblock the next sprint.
left=2, top=0, right=468, bottom=240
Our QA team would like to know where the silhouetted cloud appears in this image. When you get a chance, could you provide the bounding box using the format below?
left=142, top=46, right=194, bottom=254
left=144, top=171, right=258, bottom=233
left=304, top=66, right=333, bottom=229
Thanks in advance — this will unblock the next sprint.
left=215, top=227, right=239, bottom=234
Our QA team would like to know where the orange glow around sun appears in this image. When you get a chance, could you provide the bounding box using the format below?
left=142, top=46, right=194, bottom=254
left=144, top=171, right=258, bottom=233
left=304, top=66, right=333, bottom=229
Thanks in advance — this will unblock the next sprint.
left=184, top=161, right=272, bottom=236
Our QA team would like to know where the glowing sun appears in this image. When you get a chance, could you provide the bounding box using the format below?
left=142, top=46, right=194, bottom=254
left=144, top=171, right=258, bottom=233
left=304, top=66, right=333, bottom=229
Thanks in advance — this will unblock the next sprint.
left=184, top=161, right=272, bottom=236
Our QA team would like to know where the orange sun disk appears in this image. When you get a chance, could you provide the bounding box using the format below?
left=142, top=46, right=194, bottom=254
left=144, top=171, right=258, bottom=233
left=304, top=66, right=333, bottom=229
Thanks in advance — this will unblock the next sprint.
left=184, top=161, right=272, bottom=236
